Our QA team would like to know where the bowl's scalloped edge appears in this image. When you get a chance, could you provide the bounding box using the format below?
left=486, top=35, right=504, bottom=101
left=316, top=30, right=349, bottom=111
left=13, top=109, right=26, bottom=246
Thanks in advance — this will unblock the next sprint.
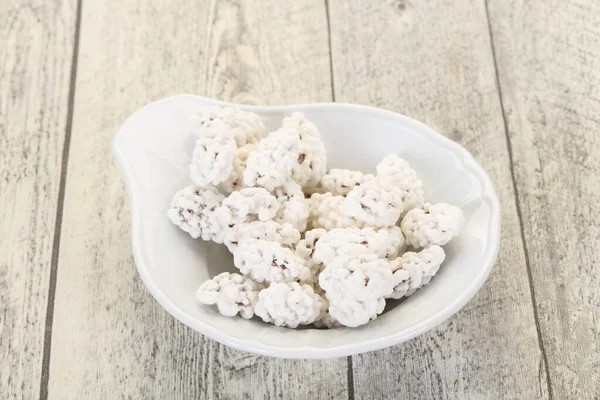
left=112, top=94, right=502, bottom=359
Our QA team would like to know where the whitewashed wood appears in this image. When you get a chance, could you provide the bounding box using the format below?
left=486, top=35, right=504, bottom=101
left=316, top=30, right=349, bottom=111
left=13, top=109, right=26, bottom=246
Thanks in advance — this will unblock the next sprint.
left=488, top=0, right=600, bottom=398
left=0, top=1, right=76, bottom=398
left=329, top=0, right=549, bottom=398
left=47, top=0, right=346, bottom=399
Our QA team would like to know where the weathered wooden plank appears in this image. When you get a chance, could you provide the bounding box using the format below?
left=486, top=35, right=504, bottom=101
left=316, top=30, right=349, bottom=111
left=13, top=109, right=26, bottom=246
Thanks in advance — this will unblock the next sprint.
left=328, top=0, right=548, bottom=398
left=47, top=0, right=345, bottom=398
left=0, top=1, right=77, bottom=398
left=488, top=0, right=600, bottom=397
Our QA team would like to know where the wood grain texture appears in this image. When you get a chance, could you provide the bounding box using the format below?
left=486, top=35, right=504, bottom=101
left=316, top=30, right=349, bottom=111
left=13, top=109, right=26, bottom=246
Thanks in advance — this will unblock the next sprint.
left=47, top=0, right=346, bottom=399
left=488, top=0, right=600, bottom=398
left=328, top=0, right=549, bottom=398
left=0, top=1, right=76, bottom=398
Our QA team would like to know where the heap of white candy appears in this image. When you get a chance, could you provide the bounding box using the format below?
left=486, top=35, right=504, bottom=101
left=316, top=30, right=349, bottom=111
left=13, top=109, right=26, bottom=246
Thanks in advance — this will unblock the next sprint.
left=168, top=106, right=465, bottom=328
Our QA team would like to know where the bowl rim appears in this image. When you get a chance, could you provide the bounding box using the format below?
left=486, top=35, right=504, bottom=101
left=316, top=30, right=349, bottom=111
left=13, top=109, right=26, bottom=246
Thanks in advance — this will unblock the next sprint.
left=112, top=94, right=501, bottom=359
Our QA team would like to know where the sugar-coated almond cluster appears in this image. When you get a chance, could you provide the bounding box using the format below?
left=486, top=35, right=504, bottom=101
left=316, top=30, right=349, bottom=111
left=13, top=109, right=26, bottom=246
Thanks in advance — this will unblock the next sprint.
left=168, top=106, right=465, bottom=328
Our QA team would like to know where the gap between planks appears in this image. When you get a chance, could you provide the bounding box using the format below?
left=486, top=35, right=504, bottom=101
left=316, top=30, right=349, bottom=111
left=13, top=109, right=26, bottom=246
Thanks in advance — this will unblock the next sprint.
left=324, top=1, right=356, bottom=399
left=482, top=0, right=553, bottom=398
left=324, top=1, right=355, bottom=399
left=39, top=0, right=84, bottom=398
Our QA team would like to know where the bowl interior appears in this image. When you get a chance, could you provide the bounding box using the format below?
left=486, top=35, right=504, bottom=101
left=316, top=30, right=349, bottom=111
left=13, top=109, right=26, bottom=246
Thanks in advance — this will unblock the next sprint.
left=113, top=95, right=498, bottom=357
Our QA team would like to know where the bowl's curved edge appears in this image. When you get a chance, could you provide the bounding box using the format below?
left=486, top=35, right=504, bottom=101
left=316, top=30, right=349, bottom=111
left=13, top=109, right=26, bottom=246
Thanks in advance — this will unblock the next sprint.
left=112, top=94, right=502, bottom=359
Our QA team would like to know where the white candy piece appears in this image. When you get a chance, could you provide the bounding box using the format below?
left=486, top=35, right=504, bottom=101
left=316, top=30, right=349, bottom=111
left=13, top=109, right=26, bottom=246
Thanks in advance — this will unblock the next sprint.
left=190, top=136, right=237, bottom=187
left=222, top=143, right=257, bottom=193
left=344, top=177, right=404, bottom=227
left=255, top=282, right=324, bottom=328
left=244, top=114, right=327, bottom=191
left=320, top=169, right=372, bottom=196
left=401, top=202, right=465, bottom=248
left=216, top=187, right=279, bottom=227
left=233, top=239, right=310, bottom=283
left=319, top=254, right=394, bottom=327
left=193, top=105, right=264, bottom=146
left=376, top=154, right=425, bottom=213
left=196, top=272, right=262, bottom=319
left=282, top=112, right=327, bottom=187
left=313, top=227, right=404, bottom=265
left=223, top=220, right=301, bottom=253
left=273, top=181, right=309, bottom=232
left=167, top=185, right=224, bottom=242
left=311, top=194, right=365, bottom=231
left=243, top=127, right=299, bottom=191
left=388, top=245, right=446, bottom=299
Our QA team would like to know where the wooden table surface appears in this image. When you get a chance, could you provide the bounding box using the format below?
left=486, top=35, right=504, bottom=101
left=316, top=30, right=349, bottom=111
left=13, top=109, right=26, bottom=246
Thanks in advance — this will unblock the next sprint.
left=2, top=0, right=599, bottom=398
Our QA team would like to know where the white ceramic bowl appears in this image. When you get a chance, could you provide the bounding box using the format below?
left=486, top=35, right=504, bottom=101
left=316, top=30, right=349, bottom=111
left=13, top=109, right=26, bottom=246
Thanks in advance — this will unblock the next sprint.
left=112, top=95, right=500, bottom=359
